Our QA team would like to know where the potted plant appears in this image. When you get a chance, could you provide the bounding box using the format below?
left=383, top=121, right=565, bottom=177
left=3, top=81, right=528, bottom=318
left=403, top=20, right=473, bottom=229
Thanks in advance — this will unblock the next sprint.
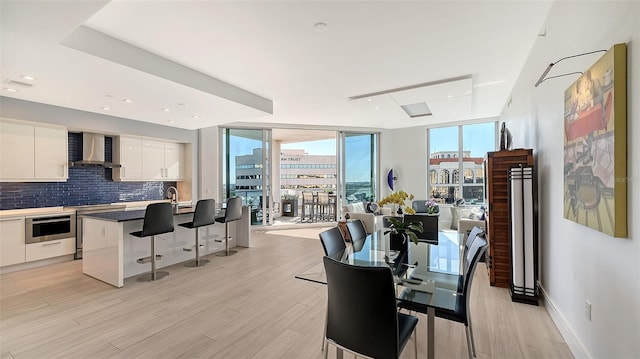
left=384, top=216, right=424, bottom=250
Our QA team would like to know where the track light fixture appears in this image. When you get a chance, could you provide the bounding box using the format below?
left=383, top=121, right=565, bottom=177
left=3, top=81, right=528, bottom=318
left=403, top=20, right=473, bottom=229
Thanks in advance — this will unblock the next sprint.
left=534, top=49, right=606, bottom=87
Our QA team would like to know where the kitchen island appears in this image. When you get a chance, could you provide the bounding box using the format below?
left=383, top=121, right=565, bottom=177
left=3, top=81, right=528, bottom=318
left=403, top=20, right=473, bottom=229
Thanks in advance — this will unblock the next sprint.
left=82, top=205, right=251, bottom=287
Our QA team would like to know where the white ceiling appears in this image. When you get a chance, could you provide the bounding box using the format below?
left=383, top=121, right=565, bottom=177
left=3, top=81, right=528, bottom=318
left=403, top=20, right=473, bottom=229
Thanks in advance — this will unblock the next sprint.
left=1, top=1, right=552, bottom=131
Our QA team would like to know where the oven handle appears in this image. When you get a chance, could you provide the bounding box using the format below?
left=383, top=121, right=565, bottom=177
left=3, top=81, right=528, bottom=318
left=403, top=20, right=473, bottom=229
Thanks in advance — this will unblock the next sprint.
left=27, top=216, right=72, bottom=224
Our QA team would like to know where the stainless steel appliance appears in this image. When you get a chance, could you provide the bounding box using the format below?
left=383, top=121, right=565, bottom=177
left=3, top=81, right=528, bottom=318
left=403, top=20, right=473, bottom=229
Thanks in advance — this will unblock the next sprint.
left=72, top=204, right=126, bottom=259
left=25, top=213, right=76, bottom=244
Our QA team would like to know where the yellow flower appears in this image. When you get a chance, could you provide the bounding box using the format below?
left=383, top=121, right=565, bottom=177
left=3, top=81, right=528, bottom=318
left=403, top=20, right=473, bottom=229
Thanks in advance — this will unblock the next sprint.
left=378, top=191, right=416, bottom=213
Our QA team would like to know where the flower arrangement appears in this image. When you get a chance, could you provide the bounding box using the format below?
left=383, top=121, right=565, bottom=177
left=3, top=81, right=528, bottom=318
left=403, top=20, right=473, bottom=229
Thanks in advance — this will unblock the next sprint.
left=384, top=216, right=424, bottom=245
left=425, top=199, right=439, bottom=214
left=378, top=190, right=415, bottom=214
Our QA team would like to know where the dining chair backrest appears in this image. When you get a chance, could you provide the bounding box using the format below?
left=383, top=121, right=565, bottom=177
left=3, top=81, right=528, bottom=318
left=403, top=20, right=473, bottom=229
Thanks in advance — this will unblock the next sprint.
left=317, top=192, right=329, bottom=205
left=224, top=196, right=243, bottom=222
left=302, top=191, right=314, bottom=204
left=192, top=199, right=216, bottom=228
left=140, top=202, right=174, bottom=237
left=323, top=256, right=405, bottom=359
left=462, top=235, right=488, bottom=295
left=464, top=226, right=484, bottom=254
left=345, top=219, right=367, bottom=241
left=318, top=226, right=346, bottom=257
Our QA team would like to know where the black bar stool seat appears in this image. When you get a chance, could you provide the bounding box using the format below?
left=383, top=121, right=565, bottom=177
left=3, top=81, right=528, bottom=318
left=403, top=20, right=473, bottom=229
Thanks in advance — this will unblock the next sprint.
left=215, top=196, right=243, bottom=257
left=130, top=202, right=174, bottom=282
left=178, top=199, right=216, bottom=267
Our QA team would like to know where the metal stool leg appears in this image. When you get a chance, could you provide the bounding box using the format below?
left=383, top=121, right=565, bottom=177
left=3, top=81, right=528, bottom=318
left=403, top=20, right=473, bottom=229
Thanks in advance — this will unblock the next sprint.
left=185, top=228, right=210, bottom=267
left=216, top=222, right=238, bottom=256
left=138, top=235, right=169, bottom=282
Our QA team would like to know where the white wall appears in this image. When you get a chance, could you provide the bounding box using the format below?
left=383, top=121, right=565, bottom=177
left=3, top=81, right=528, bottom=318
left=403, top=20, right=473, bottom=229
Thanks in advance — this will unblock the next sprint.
left=501, top=2, right=639, bottom=357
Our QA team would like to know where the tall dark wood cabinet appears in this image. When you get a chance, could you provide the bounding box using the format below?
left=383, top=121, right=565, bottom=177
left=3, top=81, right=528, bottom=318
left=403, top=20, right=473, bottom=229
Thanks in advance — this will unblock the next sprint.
left=484, top=149, right=533, bottom=288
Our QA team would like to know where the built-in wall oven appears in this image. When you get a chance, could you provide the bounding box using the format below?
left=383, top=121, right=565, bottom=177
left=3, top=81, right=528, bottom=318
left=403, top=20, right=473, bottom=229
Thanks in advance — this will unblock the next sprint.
left=25, top=213, right=76, bottom=244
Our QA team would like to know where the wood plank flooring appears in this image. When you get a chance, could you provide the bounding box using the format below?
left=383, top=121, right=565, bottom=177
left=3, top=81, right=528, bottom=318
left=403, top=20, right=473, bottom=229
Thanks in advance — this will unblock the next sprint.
left=0, top=227, right=573, bottom=359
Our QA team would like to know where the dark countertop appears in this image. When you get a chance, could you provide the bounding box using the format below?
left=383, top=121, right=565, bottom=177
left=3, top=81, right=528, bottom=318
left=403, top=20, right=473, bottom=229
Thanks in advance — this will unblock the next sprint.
left=81, top=206, right=203, bottom=222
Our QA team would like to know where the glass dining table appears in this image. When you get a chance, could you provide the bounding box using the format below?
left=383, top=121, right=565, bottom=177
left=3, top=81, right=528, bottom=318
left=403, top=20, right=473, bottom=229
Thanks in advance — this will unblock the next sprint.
left=296, top=230, right=464, bottom=359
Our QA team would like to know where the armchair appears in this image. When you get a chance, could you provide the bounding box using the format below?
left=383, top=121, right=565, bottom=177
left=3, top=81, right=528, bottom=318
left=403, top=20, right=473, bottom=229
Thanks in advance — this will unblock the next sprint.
left=342, top=202, right=391, bottom=234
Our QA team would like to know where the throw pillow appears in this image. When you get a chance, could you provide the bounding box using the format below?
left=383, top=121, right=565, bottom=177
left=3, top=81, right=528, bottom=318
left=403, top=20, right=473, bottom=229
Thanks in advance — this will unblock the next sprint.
left=352, top=202, right=365, bottom=213
left=366, top=202, right=379, bottom=213
left=469, top=207, right=484, bottom=221
left=450, top=207, right=462, bottom=230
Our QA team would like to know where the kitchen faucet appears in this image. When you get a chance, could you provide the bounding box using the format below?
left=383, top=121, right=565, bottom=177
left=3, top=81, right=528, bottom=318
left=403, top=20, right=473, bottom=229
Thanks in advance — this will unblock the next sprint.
left=166, top=186, right=179, bottom=211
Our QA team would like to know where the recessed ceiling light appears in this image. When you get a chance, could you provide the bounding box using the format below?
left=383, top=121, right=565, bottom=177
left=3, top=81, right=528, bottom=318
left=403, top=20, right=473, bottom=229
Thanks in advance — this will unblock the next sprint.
left=367, top=98, right=373, bottom=102
left=4, top=88, right=18, bottom=92
left=122, top=98, right=133, bottom=103
left=447, top=94, right=453, bottom=98
left=20, top=75, right=36, bottom=81
left=162, top=108, right=170, bottom=112
left=101, top=106, right=110, bottom=111
left=168, top=120, right=175, bottom=124
left=314, top=22, right=328, bottom=32
left=374, top=106, right=379, bottom=111
left=192, top=115, right=200, bottom=119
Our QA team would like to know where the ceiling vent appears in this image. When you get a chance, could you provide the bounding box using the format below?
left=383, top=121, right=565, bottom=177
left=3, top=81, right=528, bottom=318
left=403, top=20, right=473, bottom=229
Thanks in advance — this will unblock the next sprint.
left=401, top=102, right=432, bottom=118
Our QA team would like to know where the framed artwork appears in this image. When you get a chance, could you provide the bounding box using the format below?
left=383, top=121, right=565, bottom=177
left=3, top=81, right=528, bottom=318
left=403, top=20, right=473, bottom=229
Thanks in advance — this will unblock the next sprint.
left=563, top=43, right=627, bottom=237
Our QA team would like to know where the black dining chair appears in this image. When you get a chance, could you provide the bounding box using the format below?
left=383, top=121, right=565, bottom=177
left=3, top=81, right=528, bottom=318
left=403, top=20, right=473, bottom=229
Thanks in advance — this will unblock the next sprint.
left=323, top=256, right=419, bottom=359
left=317, top=226, right=347, bottom=350
left=215, top=196, right=243, bottom=257
left=318, top=226, right=346, bottom=257
left=130, top=202, right=174, bottom=282
left=399, top=234, right=488, bottom=358
left=345, top=219, right=367, bottom=242
left=179, top=199, right=215, bottom=267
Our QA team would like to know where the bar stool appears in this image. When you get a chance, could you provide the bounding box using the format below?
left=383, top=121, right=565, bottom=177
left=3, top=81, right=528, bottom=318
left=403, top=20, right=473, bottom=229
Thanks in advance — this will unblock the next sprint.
left=316, top=192, right=330, bottom=222
left=130, top=202, right=174, bottom=282
left=179, top=199, right=216, bottom=267
left=215, top=196, right=243, bottom=257
left=301, top=191, right=315, bottom=222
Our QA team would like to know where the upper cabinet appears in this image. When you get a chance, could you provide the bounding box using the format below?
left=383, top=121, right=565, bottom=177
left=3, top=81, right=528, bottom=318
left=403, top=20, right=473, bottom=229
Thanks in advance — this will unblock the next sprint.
left=34, top=126, right=68, bottom=180
left=113, top=136, right=184, bottom=182
left=0, top=119, right=67, bottom=182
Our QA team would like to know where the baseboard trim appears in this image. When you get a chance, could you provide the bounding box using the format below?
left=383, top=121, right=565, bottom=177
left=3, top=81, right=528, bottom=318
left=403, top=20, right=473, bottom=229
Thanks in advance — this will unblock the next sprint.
left=539, top=283, right=591, bottom=359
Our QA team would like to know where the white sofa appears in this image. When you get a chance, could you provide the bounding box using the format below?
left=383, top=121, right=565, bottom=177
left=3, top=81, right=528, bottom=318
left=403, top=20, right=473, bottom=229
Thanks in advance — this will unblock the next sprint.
left=342, top=202, right=392, bottom=234
left=414, top=204, right=486, bottom=243
left=418, top=204, right=486, bottom=243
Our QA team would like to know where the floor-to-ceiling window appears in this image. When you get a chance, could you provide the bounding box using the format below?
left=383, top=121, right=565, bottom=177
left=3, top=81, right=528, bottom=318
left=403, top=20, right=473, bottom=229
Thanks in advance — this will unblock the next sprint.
left=221, top=128, right=378, bottom=226
left=221, top=128, right=271, bottom=225
left=427, top=122, right=496, bottom=205
left=340, top=132, right=377, bottom=204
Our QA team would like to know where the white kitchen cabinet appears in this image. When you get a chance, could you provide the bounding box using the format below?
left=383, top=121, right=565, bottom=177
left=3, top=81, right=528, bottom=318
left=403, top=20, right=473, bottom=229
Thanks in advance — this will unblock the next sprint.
left=142, top=139, right=166, bottom=180
left=0, top=119, right=67, bottom=182
left=115, top=136, right=183, bottom=181
left=25, top=237, right=75, bottom=262
left=114, top=136, right=143, bottom=180
left=34, top=126, right=68, bottom=180
left=0, top=217, right=26, bottom=267
left=164, top=142, right=184, bottom=180
left=0, top=121, right=35, bottom=180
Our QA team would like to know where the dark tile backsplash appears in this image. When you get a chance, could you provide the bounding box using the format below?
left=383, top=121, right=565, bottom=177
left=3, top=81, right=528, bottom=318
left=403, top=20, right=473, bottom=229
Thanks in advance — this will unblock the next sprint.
left=0, top=133, right=176, bottom=210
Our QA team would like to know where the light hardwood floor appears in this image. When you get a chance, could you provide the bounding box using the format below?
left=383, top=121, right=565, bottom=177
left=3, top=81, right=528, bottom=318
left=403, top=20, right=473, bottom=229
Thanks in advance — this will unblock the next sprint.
left=0, top=227, right=573, bottom=359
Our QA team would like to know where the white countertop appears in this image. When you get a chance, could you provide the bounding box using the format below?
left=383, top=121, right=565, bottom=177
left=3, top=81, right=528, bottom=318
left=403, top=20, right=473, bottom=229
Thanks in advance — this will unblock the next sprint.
left=0, top=206, right=74, bottom=219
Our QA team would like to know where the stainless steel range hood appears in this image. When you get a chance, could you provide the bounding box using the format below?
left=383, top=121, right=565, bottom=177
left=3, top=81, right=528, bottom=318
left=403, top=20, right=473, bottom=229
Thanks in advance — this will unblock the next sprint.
left=70, top=132, right=121, bottom=168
